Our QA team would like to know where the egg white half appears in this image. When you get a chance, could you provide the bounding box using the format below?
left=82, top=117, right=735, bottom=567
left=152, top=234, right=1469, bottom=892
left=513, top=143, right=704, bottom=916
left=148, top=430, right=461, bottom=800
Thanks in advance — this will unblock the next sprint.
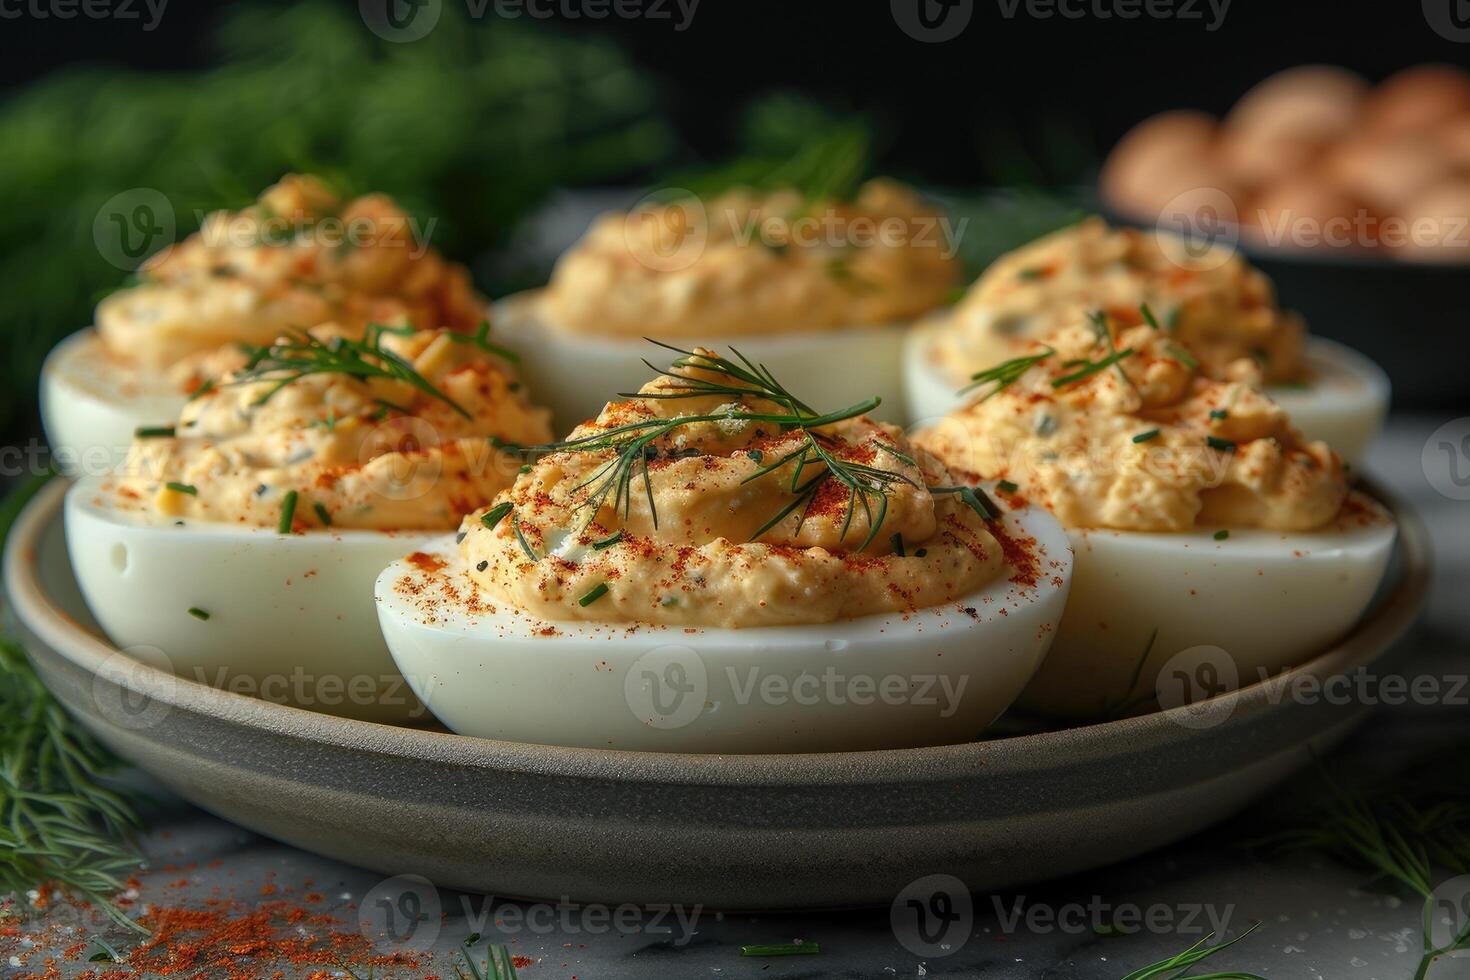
left=65, top=479, right=434, bottom=723
left=902, top=328, right=1389, bottom=464
left=375, top=495, right=1074, bottom=753
left=493, top=291, right=909, bottom=433
left=1017, top=492, right=1396, bottom=719
left=42, top=329, right=187, bottom=476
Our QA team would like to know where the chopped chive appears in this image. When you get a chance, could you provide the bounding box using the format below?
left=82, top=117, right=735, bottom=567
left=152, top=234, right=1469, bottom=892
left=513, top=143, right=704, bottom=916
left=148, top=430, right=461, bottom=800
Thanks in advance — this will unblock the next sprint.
left=890, top=532, right=905, bottom=557
left=187, top=378, right=215, bottom=401
left=1035, top=414, right=1058, bottom=436
left=1209, top=409, right=1229, bottom=420
left=482, top=502, right=513, bottom=530
left=1213, top=529, right=1230, bottom=541
left=511, top=512, right=538, bottom=562
left=277, top=490, right=298, bottom=534
left=135, top=425, right=175, bottom=438
left=187, top=607, right=210, bottom=621
left=1051, top=347, right=1135, bottom=389
left=961, top=347, right=1055, bottom=399
left=1132, top=429, right=1161, bottom=444
left=1167, top=344, right=1199, bottom=369
left=914, top=548, right=928, bottom=558
left=1166, top=306, right=1182, bottom=331
left=578, top=582, right=610, bottom=607
left=165, top=481, right=197, bottom=496
left=661, top=596, right=679, bottom=607
left=1207, top=436, right=1237, bottom=452
left=747, top=449, right=763, bottom=464
left=997, top=479, right=1019, bottom=494
left=1140, top=303, right=1162, bottom=331
left=931, top=485, right=998, bottom=521
left=592, top=530, right=623, bottom=550
left=518, top=464, right=532, bottom=474
left=1018, top=267, right=1045, bottom=280
left=312, top=501, right=332, bottom=526
left=741, top=942, right=820, bottom=957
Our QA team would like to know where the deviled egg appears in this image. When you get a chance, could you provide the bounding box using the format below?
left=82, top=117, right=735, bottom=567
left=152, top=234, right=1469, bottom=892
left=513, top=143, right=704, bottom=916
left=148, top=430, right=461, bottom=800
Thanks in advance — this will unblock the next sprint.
left=44, top=174, right=485, bottom=472
left=376, top=347, right=1072, bottom=752
left=903, top=219, right=1389, bottom=462
left=915, top=312, right=1395, bottom=719
left=66, top=325, right=552, bottom=722
left=495, top=179, right=961, bottom=429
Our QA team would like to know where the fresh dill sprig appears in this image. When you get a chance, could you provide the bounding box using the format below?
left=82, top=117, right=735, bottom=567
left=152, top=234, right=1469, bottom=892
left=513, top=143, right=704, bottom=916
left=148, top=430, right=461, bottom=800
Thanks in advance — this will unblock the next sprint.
left=0, top=639, right=146, bottom=933
left=960, top=347, right=1054, bottom=399
left=456, top=938, right=520, bottom=980
left=508, top=344, right=913, bottom=552
left=232, top=326, right=471, bottom=419
left=1117, top=926, right=1265, bottom=980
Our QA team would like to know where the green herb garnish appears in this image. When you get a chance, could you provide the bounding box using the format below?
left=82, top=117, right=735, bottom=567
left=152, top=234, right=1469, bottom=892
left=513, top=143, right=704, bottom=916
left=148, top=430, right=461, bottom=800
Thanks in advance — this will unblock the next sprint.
left=1167, top=343, right=1200, bottom=369
left=1209, top=409, right=1229, bottom=420
left=165, top=481, right=197, bottom=496
left=997, top=479, right=1019, bottom=494
left=0, top=639, right=146, bottom=932
left=960, top=347, right=1055, bottom=399
left=1117, top=927, right=1264, bottom=980
left=482, top=502, right=513, bottom=530
left=134, top=425, right=175, bottom=438
left=278, top=490, right=298, bottom=533
left=931, top=484, right=998, bottom=521
left=447, top=319, right=519, bottom=363
left=1051, top=346, right=1135, bottom=389
left=1132, top=429, right=1161, bottom=444
left=1139, top=303, right=1162, bottom=331
left=187, top=607, right=210, bottom=621
left=513, top=343, right=914, bottom=553
left=740, top=942, right=820, bottom=957
left=1207, top=436, right=1237, bottom=452
left=592, top=530, right=623, bottom=550
left=187, top=378, right=215, bottom=401
left=1213, top=530, right=1230, bottom=541
left=312, top=501, right=332, bottom=527
left=890, top=532, right=905, bottom=557
left=511, top=512, right=538, bottom=562
left=233, top=326, right=471, bottom=419
left=578, top=582, right=610, bottom=607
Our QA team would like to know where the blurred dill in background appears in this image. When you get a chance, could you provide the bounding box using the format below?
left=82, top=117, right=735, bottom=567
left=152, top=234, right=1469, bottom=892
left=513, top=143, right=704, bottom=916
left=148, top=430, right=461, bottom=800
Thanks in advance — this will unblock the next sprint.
left=0, top=2, right=670, bottom=437
left=0, top=1, right=1087, bottom=442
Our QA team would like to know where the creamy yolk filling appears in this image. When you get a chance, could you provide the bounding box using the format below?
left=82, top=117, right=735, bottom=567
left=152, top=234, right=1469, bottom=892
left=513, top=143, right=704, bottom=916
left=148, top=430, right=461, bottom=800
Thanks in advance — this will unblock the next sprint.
left=110, top=327, right=552, bottom=531
left=460, top=353, right=1005, bottom=628
left=539, top=179, right=960, bottom=337
left=96, top=174, right=484, bottom=385
left=916, top=320, right=1346, bottom=533
left=932, top=218, right=1306, bottom=387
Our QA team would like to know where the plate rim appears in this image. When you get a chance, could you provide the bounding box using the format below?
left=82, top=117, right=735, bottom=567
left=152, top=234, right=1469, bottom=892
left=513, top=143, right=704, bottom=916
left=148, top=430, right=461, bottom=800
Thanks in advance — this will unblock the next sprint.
left=5, top=476, right=1431, bottom=787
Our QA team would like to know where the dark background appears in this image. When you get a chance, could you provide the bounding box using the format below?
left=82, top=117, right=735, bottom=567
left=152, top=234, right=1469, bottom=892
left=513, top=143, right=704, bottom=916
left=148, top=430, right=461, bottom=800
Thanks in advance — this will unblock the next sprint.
left=5, top=0, right=1464, bottom=183
left=0, top=0, right=1465, bottom=450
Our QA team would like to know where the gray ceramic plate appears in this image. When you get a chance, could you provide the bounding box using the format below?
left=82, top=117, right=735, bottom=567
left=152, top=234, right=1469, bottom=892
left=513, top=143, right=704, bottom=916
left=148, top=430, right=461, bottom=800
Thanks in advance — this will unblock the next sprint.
left=4, top=480, right=1429, bottom=910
